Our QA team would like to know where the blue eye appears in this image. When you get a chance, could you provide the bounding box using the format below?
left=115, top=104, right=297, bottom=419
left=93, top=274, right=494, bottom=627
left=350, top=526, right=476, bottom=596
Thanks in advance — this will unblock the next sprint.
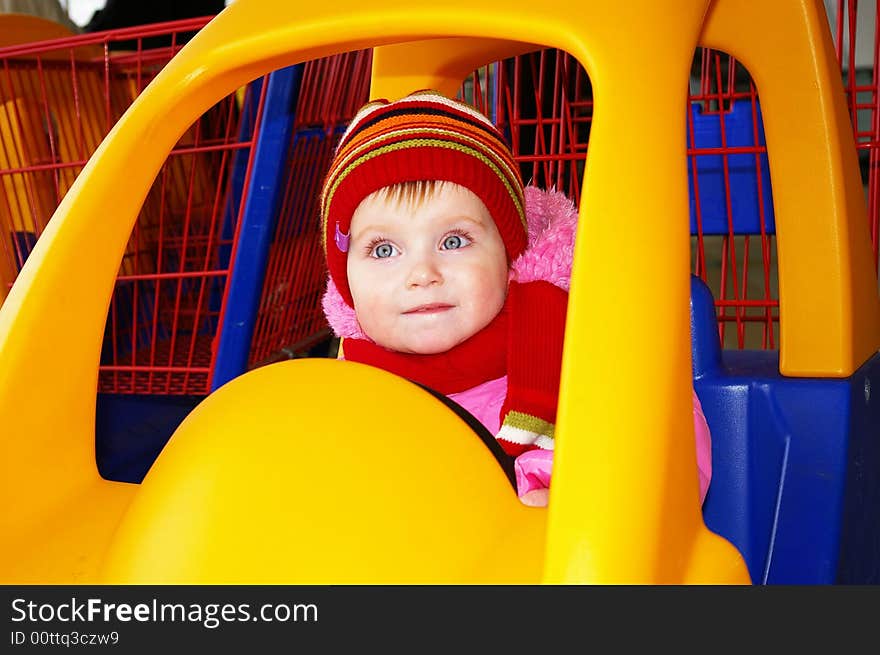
left=442, top=233, right=471, bottom=250
left=371, top=242, right=398, bottom=258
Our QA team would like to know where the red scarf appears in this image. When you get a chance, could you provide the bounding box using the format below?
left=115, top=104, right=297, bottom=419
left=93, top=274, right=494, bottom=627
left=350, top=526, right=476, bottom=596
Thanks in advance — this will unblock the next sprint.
left=342, top=280, right=568, bottom=456
left=342, top=302, right=508, bottom=395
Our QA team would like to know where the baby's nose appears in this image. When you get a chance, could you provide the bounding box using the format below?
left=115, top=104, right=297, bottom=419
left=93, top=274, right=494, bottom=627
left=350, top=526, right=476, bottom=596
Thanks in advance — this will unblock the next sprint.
left=406, top=256, right=442, bottom=288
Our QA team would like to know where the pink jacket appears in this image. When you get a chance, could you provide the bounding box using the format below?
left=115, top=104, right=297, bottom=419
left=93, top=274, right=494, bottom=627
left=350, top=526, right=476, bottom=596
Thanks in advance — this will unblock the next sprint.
left=450, top=376, right=713, bottom=504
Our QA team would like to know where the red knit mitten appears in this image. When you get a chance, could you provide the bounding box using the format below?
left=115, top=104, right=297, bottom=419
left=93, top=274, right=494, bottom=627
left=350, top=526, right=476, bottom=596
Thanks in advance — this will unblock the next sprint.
left=495, top=280, right=568, bottom=457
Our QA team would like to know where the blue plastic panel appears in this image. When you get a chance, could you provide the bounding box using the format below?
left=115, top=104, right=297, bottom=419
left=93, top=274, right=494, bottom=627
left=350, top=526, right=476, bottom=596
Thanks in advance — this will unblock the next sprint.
left=96, top=393, right=203, bottom=483
left=691, top=275, right=878, bottom=583
left=688, top=100, right=776, bottom=236
left=211, top=65, right=303, bottom=390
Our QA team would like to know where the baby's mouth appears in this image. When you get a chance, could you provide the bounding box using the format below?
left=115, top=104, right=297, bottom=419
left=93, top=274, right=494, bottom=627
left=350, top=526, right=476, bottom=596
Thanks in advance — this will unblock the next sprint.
left=402, top=303, right=455, bottom=315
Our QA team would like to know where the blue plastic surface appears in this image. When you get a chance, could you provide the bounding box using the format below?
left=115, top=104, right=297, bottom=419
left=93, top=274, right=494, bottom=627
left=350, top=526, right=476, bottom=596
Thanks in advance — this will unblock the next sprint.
left=96, top=393, right=203, bottom=483
left=691, top=275, right=879, bottom=583
left=211, top=64, right=304, bottom=390
left=688, top=100, right=776, bottom=235
left=209, top=76, right=264, bottom=333
left=837, top=362, right=880, bottom=583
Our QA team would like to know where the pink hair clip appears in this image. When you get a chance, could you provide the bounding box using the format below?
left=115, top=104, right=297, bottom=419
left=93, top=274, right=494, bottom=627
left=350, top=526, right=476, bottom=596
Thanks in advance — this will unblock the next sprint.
left=334, top=222, right=350, bottom=253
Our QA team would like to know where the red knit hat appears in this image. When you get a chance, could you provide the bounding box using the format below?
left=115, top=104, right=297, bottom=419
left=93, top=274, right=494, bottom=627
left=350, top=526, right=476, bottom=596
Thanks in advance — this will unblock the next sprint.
left=320, top=91, right=527, bottom=306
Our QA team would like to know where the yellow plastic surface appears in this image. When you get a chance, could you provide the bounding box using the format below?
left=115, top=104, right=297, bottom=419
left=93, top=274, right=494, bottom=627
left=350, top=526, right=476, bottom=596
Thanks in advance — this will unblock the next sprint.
left=101, top=359, right=547, bottom=583
left=370, top=38, right=539, bottom=100
left=700, top=0, right=880, bottom=377
left=4, top=0, right=874, bottom=584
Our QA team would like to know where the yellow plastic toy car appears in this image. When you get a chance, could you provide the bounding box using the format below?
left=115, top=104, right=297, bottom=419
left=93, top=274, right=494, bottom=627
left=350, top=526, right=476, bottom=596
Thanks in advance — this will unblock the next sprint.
left=1, top=0, right=877, bottom=584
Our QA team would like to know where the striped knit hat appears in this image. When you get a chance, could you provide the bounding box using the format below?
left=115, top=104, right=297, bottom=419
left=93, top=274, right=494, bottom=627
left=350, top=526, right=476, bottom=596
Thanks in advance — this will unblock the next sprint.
left=320, top=91, right=526, bottom=307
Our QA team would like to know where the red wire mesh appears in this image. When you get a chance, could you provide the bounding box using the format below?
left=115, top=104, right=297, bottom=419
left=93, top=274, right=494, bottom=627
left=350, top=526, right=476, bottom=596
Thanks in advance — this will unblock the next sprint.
left=836, top=0, right=880, bottom=265
left=686, top=51, right=779, bottom=350
left=0, top=17, right=264, bottom=395
left=247, top=50, right=372, bottom=367
left=459, top=0, right=878, bottom=350
left=101, top=84, right=257, bottom=395
left=0, top=20, right=372, bottom=391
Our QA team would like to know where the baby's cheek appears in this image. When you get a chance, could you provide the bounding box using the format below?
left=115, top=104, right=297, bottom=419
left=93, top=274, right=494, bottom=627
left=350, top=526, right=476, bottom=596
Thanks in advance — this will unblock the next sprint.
left=471, top=266, right=509, bottom=311
left=353, top=294, right=399, bottom=347
left=470, top=288, right=501, bottom=315
left=352, top=294, right=382, bottom=332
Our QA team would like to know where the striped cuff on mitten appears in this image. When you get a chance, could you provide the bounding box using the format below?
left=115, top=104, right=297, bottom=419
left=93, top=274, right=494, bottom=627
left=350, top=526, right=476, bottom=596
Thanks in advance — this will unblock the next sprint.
left=496, top=410, right=555, bottom=456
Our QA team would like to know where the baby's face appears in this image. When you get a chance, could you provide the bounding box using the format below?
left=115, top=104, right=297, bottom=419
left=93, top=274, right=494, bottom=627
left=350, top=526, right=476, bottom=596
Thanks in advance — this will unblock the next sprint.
left=347, top=183, right=509, bottom=354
